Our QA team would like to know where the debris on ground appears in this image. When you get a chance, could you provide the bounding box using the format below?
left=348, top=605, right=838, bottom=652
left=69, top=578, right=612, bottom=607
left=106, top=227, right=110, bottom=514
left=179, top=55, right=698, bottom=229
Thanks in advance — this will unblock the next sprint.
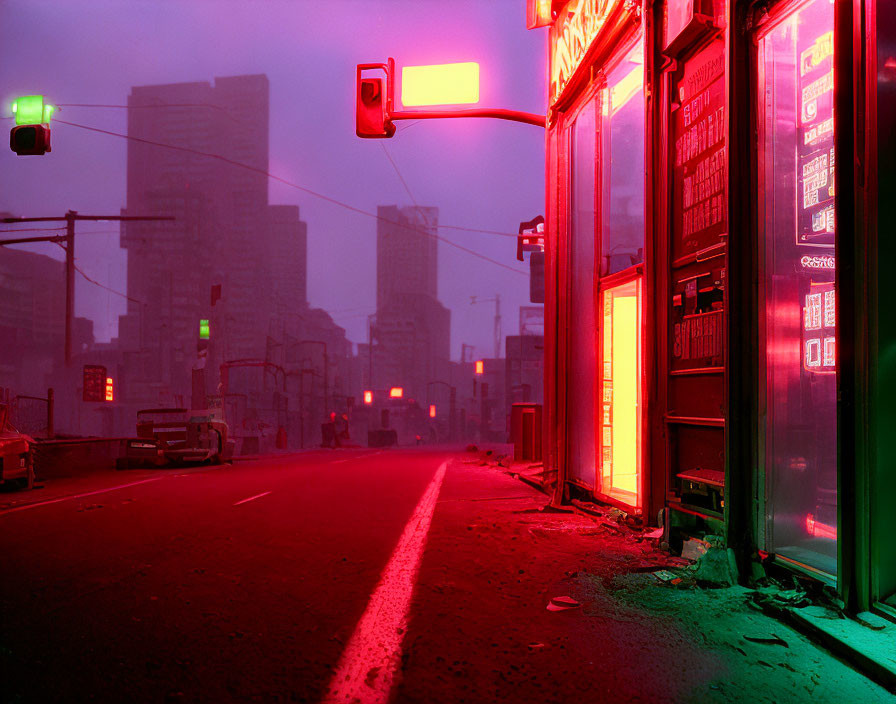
left=547, top=596, right=581, bottom=611
left=743, top=634, right=789, bottom=648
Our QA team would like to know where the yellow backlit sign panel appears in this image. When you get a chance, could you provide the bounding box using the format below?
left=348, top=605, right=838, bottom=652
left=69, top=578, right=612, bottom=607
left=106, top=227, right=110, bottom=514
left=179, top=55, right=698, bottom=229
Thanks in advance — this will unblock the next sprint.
left=401, top=62, right=480, bottom=107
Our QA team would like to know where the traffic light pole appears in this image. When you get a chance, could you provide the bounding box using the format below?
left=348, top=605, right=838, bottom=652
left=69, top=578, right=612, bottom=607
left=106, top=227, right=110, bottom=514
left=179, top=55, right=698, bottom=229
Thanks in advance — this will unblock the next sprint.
left=1, top=211, right=174, bottom=365
left=389, top=108, right=545, bottom=128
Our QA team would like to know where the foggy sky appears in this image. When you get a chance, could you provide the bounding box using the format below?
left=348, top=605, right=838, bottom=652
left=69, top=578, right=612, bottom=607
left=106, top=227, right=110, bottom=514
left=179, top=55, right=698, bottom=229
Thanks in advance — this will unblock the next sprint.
left=0, top=0, right=546, bottom=361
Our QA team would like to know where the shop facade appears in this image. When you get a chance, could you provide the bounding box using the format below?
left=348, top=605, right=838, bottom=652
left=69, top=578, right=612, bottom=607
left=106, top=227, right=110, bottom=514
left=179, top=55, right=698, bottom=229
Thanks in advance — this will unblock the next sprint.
left=539, top=0, right=896, bottom=614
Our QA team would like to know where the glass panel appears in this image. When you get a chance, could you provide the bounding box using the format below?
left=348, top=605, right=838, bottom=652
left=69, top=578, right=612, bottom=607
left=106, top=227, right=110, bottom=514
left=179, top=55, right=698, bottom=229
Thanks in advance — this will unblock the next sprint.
left=567, top=99, right=597, bottom=488
left=599, top=279, right=642, bottom=507
left=600, top=37, right=645, bottom=276
left=760, top=0, right=837, bottom=574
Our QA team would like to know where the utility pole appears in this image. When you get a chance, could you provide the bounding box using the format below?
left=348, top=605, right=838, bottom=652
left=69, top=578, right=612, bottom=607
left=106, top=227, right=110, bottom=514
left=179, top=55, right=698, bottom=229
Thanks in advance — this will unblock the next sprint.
left=301, top=340, right=329, bottom=413
left=1, top=211, right=174, bottom=365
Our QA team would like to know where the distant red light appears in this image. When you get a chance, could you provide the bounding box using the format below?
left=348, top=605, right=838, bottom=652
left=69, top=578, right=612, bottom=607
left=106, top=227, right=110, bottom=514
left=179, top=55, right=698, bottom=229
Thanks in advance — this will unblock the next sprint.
left=475, top=360, right=484, bottom=375
left=363, top=390, right=373, bottom=405
left=389, top=387, right=403, bottom=398
left=429, top=404, right=437, bottom=418
left=105, top=377, right=114, bottom=402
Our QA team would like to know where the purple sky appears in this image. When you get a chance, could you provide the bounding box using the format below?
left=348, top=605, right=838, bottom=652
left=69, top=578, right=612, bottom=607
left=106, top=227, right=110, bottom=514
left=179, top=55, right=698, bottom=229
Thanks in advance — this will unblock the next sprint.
left=0, top=0, right=546, bottom=361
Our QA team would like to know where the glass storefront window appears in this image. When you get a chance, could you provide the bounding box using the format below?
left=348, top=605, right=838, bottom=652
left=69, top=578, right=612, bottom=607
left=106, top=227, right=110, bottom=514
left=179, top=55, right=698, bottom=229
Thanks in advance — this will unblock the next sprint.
left=759, top=0, right=837, bottom=574
left=599, top=279, right=642, bottom=507
left=567, top=98, right=598, bottom=488
left=599, top=38, right=645, bottom=277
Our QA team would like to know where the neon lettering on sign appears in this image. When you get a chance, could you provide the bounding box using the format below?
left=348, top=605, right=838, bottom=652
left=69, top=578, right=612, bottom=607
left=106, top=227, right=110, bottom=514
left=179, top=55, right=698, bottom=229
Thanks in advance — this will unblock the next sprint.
left=802, top=281, right=836, bottom=373
left=549, top=0, right=627, bottom=105
left=800, top=255, right=835, bottom=269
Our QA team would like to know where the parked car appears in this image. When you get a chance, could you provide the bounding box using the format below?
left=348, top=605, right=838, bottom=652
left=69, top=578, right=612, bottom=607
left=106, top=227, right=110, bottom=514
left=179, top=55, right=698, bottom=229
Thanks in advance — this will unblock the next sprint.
left=0, top=403, right=34, bottom=489
left=118, top=408, right=234, bottom=469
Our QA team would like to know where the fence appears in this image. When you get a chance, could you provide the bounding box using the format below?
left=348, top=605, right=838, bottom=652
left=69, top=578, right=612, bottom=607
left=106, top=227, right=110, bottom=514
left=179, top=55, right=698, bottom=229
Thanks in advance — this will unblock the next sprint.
left=1, top=387, right=54, bottom=438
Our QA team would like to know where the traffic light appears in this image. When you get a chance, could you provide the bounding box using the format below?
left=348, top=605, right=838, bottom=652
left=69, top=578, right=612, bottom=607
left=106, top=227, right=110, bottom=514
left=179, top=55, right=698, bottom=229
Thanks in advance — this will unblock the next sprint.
left=356, top=62, right=395, bottom=139
left=10, top=95, right=53, bottom=155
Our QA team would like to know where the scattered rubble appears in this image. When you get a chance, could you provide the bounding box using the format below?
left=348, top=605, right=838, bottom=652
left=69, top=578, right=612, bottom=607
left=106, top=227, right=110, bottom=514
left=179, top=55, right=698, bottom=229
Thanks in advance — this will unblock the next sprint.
left=546, top=596, right=581, bottom=611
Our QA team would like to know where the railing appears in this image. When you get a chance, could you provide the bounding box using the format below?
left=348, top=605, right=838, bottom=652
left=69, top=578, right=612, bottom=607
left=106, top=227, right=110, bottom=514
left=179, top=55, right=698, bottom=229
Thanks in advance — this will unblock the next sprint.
left=2, top=387, right=54, bottom=437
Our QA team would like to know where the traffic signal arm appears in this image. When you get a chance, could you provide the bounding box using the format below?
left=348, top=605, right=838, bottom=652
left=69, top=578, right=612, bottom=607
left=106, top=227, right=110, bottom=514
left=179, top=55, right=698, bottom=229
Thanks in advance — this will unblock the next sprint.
left=356, top=58, right=545, bottom=139
left=390, top=108, right=545, bottom=128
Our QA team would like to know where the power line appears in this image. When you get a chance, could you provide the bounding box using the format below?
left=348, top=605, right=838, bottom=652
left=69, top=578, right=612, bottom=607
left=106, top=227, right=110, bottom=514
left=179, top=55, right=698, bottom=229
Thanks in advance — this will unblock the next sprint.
left=50, top=105, right=515, bottom=237
left=50, top=240, right=143, bottom=305
left=51, top=117, right=527, bottom=276
left=56, top=102, right=244, bottom=125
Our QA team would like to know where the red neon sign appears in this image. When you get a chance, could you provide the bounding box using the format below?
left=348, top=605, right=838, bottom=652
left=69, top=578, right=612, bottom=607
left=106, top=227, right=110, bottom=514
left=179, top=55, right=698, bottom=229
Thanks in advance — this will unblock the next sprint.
left=389, top=387, right=403, bottom=398
left=105, top=377, right=114, bottom=402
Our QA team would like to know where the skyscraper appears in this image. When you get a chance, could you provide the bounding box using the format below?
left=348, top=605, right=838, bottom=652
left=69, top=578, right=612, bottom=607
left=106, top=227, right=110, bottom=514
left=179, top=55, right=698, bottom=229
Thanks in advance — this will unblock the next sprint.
left=373, top=206, right=450, bottom=402
left=118, top=75, right=306, bottom=405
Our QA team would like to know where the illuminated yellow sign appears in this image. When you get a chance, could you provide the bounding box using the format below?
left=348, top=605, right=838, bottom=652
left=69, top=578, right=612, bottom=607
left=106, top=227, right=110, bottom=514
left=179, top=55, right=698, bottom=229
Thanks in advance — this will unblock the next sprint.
left=401, top=62, right=480, bottom=107
left=550, top=0, right=625, bottom=105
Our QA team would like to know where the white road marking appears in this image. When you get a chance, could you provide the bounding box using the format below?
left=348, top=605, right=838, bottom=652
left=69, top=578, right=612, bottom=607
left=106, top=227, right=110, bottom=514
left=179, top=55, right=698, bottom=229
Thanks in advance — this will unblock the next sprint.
left=322, top=459, right=448, bottom=704
left=0, top=476, right=167, bottom=517
left=233, top=491, right=271, bottom=506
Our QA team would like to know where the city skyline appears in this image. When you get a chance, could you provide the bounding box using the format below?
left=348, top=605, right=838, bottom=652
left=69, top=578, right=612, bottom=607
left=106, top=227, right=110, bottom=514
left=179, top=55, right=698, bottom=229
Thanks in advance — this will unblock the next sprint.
left=0, top=0, right=545, bottom=361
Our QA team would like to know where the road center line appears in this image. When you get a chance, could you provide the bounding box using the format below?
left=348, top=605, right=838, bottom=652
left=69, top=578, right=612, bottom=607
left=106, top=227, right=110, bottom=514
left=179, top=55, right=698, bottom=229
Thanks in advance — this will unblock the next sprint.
left=233, top=491, right=271, bottom=506
left=0, top=476, right=168, bottom=517
left=322, top=459, right=448, bottom=704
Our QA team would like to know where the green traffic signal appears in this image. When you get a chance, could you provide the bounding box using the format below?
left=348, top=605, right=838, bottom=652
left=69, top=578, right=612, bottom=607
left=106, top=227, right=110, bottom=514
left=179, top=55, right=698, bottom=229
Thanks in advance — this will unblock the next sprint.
left=12, top=95, right=54, bottom=125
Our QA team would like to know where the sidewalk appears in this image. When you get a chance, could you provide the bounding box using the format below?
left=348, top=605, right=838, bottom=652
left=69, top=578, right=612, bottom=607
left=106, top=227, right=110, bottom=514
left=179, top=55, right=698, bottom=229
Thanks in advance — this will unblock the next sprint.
left=392, top=456, right=893, bottom=703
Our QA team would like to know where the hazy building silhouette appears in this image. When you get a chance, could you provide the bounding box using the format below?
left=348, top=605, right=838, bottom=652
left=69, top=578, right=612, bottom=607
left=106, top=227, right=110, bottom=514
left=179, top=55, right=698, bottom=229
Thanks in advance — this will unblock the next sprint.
left=372, top=206, right=450, bottom=402
left=0, top=246, right=93, bottom=395
left=117, top=75, right=308, bottom=406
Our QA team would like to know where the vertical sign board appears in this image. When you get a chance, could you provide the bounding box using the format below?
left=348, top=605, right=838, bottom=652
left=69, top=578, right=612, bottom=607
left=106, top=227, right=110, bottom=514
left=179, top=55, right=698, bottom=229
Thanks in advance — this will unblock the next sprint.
left=671, top=40, right=727, bottom=262
left=82, top=365, right=107, bottom=402
left=670, top=39, right=727, bottom=374
left=797, top=31, right=836, bottom=374
left=666, top=37, right=728, bottom=511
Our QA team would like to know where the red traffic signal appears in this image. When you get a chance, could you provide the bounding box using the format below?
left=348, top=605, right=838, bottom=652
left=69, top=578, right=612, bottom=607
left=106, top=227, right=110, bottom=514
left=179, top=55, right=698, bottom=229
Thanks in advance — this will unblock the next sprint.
left=10, top=124, right=51, bottom=155
left=356, top=61, right=395, bottom=139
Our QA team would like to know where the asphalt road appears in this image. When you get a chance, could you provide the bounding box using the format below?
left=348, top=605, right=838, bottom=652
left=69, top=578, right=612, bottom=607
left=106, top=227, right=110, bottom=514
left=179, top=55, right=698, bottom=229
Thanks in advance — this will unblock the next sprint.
left=0, top=448, right=448, bottom=704
left=2, top=449, right=892, bottom=704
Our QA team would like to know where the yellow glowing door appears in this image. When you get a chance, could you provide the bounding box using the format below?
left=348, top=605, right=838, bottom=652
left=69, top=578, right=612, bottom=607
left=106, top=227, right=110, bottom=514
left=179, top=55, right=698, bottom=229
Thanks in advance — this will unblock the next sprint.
left=599, top=279, right=642, bottom=508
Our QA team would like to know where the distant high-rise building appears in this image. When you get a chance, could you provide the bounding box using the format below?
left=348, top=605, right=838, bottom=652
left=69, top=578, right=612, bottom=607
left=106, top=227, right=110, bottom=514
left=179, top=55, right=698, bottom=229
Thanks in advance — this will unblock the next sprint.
left=372, top=206, right=450, bottom=402
left=377, top=206, right=439, bottom=309
left=117, top=75, right=307, bottom=405
left=0, top=246, right=93, bottom=394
